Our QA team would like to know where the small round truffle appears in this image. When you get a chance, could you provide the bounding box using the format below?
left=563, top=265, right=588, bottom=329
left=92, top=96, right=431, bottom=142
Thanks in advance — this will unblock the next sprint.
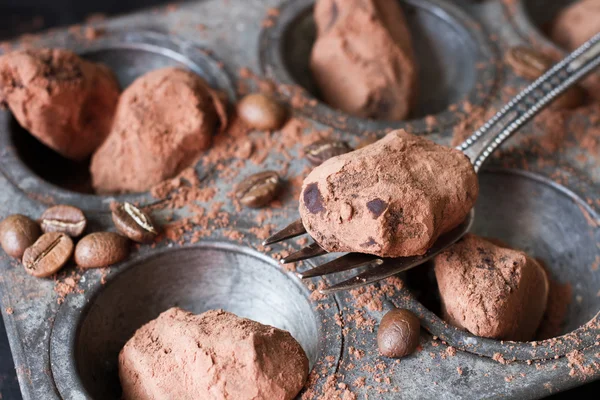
left=377, top=308, right=420, bottom=358
left=237, top=93, right=287, bottom=130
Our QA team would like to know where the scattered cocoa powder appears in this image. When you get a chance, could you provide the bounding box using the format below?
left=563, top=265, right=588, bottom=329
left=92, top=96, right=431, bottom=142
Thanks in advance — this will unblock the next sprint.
left=493, top=353, right=507, bottom=365
left=53, top=271, right=82, bottom=304
left=446, top=346, right=457, bottom=357
left=566, top=350, right=597, bottom=377
left=349, top=285, right=384, bottom=312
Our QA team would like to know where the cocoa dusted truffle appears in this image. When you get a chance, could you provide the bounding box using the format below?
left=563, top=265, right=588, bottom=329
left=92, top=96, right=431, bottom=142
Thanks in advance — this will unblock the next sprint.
left=299, top=130, right=478, bottom=258
left=551, top=0, right=600, bottom=50
left=310, top=0, right=417, bottom=121
left=0, top=49, right=120, bottom=160
left=119, top=308, right=309, bottom=400
left=90, top=67, right=227, bottom=193
left=434, top=234, right=549, bottom=341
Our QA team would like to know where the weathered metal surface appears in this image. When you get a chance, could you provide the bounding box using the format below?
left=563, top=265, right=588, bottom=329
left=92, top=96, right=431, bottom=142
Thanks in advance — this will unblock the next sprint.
left=0, top=0, right=599, bottom=399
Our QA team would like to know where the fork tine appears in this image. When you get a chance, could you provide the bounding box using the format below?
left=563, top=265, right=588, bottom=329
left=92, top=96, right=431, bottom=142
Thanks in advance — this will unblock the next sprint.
left=263, top=219, right=306, bottom=246
left=319, top=258, right=419, bottom=294
left=281, top=242, right=327, bottom=264
left=298, top=253, right=382, bottom=279
left=319, top=213, right=474, bottom=294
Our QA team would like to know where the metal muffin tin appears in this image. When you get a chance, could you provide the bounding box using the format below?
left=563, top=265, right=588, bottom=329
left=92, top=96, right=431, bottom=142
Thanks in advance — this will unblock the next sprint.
left=0, top=0, right=599, bottom=398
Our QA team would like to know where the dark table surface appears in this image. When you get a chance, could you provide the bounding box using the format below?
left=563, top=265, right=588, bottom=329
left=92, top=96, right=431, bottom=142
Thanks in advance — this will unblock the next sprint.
left=1, top=317, right=20, bottom=400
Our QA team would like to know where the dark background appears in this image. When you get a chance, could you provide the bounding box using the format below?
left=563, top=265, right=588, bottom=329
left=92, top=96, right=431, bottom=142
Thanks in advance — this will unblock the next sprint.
left=0, top=0, right=597, bottom=399
left=0, top=0, right=169, bottom=40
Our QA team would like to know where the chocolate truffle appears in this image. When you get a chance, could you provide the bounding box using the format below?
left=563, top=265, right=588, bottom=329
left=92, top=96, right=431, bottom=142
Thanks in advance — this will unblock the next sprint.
left=119, top=308, right=309, bottom=400
left=310, top=0, right=417, bottom=121
left=551, top=0, right=600, bottom=50
left=299, top=130, right=478, bottom=257
left=0, top=49, right=120, bottom=160
left=90, top=67, right=227, bottom=193
left=434, top=234, right=549, bottom=341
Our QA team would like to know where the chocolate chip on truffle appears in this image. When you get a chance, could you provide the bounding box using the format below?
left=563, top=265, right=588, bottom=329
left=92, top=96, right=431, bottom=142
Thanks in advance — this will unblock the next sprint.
left=303, top=183, right=325, bottom=214
left=366, top=198, right=387, bottom=218
left=361, top=237, right=377, bottom=248
left=377, top=308, right=420, bottom=358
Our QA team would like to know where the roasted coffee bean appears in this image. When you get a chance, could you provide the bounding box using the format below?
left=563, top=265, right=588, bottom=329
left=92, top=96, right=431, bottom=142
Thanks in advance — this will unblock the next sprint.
left=22, top=232, right=73, bottom=278
left=506, top=46, right=584, bottom=110
left=377, top=308, right=420, bottom=358
left=40, top=205, right=87, bottom=237
left=506, top=46, right=552, bottom=80
left=237, top=93, right=287, bottom=131
left=304, top=139, right=352, bottom=166
left=74, top=232, right=130, bottom=269
left=0, top=215, right=41, bottom=259
left=235, top=171, right=281, bottom=208
left=111, top=202, right=158, bottom=243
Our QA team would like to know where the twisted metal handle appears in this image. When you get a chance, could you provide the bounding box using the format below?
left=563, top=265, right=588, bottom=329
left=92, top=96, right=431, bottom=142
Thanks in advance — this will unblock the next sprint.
left=459, top=32, right=600, bottom=172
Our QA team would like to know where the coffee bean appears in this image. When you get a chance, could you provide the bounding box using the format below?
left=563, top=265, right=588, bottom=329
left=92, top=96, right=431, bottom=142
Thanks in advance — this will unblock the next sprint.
left=0, top=215, right=41, bottom=259
left=506, top=46, right=583, bottom=110
left=40, top=205, right=87, bottom=237
left=377, top=308, right=420, bottom=358
left=506, top=46, right=552, bottom=80
left=237, top=93, right=287, bottom=131
left=22, top=232, right=73, bottom=278
left=236, top=171, right=281, bottom=208
left=111, top=202, right=158, bottom=243
left=75, top=232, right=130, bottom=269
left=304, top=139, right=352, bottom=166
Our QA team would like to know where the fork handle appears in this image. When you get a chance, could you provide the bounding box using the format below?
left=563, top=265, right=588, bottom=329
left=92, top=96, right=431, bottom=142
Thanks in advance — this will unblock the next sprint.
left=459, top=33, right=600, bottom=172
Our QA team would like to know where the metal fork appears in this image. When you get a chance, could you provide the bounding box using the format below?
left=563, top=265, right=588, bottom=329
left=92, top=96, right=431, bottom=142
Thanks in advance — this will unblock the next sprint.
left=264, top=33, right=600, bottom=294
